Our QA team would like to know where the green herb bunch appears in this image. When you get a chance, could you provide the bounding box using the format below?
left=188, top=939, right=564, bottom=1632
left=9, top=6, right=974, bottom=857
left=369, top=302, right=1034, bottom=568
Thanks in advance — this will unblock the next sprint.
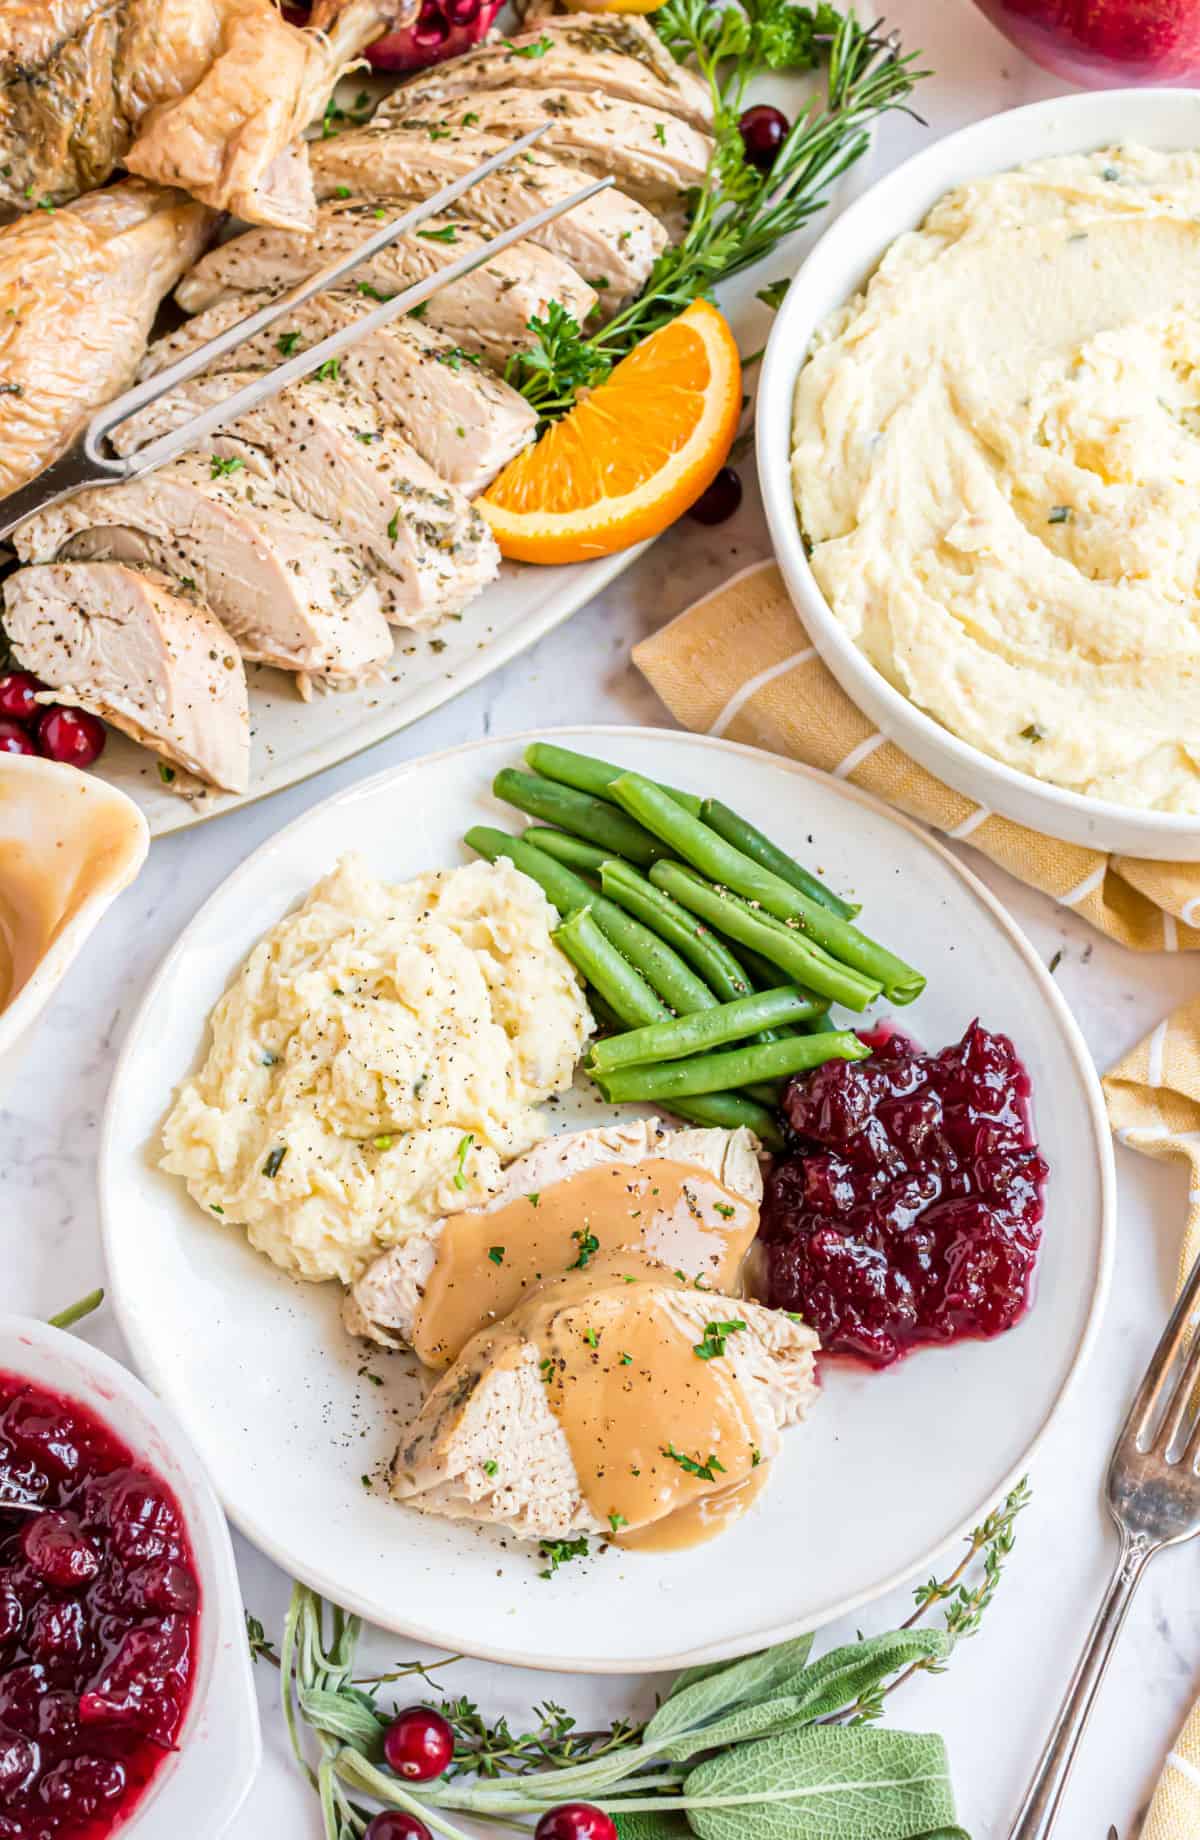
left=505, top=4, right=927, bottom=423
left=266, top=1479, right=1028, bottom=1839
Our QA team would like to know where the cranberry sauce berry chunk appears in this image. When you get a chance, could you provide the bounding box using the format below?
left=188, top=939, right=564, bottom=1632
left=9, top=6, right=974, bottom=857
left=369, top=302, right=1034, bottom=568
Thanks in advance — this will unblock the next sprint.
left=761, top=1021, right=1048, bottom=1367
left=0, top=1375, right=199, bottom=1838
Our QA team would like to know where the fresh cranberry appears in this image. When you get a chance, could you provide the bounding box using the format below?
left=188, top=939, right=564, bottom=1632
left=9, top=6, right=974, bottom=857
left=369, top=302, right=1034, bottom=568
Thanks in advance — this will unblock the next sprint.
left=124, top=1559, right=199, bottom=1615
left=0, top=720, right=36, bottom=756
left=0, top=673, right=43, bottom=724
left=106, top=1473, right=182, bottom=1565
left=383, top=1706, right=455, bottom=1782
left=38, top=1753, right=126, bottom=1818
left=20, top=1514, right=98, bottom=1590
left=25, top=1600, right=86, bottom=1670
left=688, top=466, right=743, bottom=526
left=35, top=706, right=106, bottom=768
left=0, top=1727, right=39, bottom=1797
left=365, top=1816, right=433, bottom=1840
left=3, top=1399, right=81, bottom=1479
left=535, top=1805, right=618, bottom=1840
left=763, top=1020, right=1047, bottom=1364
left=738, top=103, right=790, bottom=169
left=0, top=1584, right=23, bottom=1647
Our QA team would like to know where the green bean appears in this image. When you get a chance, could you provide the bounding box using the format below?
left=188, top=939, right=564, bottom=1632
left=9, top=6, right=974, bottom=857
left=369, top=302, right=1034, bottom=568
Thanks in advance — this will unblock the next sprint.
left=598, top=860, right=755, bottom=1001
left=522, top=828, right=607, bottom=875
left=735, top=942, right=794, bottom=989
left=589, top=986, right=822, bottom=1074
left=702, top=797, right=860, bottom=919
left=524, top=742, right=703, bottom=816
left=668, top=1093, right=783, bottom=1151
left=649, top=862, right=881, bottom=1011
left=594, top=1031, right=868, bottom=1104
left=465, top=830, right=715, bottom=1016
left=613, top=773, right=925, bottom=1005
left=494, top=769, right=666, bottom=867
left=743, top=1081, right=785, bottom=1108
left=552, top=908, right=668, bottom=1029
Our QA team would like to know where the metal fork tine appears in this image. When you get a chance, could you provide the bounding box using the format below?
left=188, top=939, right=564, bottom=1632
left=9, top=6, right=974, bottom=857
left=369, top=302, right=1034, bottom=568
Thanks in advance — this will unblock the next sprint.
left=1117, top=1249, right=1200, bottom=1452
left=112, top=173, right=615, bottom=483
left=85, top=123, right=557, bottom=459
left=1153, top=1304, right=1200, bottom=1457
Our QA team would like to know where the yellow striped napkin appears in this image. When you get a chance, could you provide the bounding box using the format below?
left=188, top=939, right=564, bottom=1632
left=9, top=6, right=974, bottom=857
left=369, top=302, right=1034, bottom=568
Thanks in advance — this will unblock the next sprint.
left=633, top=558, right=1200, bottom=1836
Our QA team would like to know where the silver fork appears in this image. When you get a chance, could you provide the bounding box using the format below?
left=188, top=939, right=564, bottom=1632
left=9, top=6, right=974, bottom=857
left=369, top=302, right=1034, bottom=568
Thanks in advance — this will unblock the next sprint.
left=1010, top=1251, right=1200, bottom=1838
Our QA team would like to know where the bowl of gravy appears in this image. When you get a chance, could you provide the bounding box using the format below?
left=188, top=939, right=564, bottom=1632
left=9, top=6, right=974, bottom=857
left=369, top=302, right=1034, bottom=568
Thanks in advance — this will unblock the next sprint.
left=0, top=756, right=147, bottom=1084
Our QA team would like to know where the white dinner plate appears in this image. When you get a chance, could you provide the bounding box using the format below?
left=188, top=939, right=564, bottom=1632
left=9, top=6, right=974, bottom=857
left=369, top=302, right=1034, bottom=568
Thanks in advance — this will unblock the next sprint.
left=99, top=727, right=1114, bottom=1672
left=76, top=16, right=876, bottom=838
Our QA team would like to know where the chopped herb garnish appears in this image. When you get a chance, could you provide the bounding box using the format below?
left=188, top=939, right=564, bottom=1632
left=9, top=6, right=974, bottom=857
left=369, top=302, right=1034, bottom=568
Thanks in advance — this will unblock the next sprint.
left=209, top=454, right=244, bottom=479
left=262, top=1145, right=288, bottom=1178
left=714, top=1202, right=736, bottom=1219
left=387, top=508, right=401, bottom=541
left=462, top=111, right=480, bottom=127
left=539, top=1357, right=555, bottom=1382
left=653, top=122, right=668, bottom=145
left=662, top=1444, right=726, bottom=1483
left=487, top=1246, right=505, bottom=1266
left=418, top=224, right=460, bottom=244
left=158, top=762, right=176, bottom=785
left=483, top=1459, right=498, bottom=1477
left=277, top=331, right=302, bottom=356
left=539, top=1534, right=589, bottom=1578
left=314, top=357, right=340, bottom=382
left=526, top=1192, right=541, bottom=1208
left=1047, top=505, right=1071, bottom=524
left=504, top=32, right=553, bottom=56
left=608, top=1512, right=627, bottom=1533
left=619, top=1352, right=633, bottom=1366
left=210, top=1203, right=225, bottom=1215
left=583, top=1327, right=599, bottom=1348
left=261, top=1050, right=277, bottom=1067
left=751, top=1446, right=762, bottom=1467
left=693, top=1319, right=747, bottom=1361
left=335, top=185, right=352, bottom=199
left=374, top=1134, right=393, bottom=1150
left=570, top=1228, right=600, bottom=1270
left=453, top=1132, right=474, bottom=1189
left=1020, top=723, right=1046, bottom=743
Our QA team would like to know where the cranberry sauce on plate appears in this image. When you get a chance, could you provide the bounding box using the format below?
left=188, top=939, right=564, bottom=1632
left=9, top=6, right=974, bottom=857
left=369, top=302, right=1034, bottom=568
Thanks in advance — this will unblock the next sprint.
left=0, top=1376, right=199, bottom=1839
left=760, top=1021, right=1048, bottom=1367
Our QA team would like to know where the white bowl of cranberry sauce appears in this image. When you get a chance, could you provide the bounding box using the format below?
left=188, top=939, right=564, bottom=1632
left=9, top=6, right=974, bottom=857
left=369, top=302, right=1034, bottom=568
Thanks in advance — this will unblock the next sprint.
left=0, top=1316, right=259, bottom=1840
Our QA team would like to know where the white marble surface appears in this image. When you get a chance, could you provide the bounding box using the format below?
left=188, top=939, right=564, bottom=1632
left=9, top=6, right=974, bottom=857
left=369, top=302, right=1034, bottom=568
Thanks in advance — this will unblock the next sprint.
left=4, top=2, right=1200, bottom=1834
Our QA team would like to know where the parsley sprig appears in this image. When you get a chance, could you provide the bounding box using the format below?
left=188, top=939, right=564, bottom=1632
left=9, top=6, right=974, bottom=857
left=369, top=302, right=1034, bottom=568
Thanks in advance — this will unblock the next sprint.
left=505, top=6, right=927, bottom=422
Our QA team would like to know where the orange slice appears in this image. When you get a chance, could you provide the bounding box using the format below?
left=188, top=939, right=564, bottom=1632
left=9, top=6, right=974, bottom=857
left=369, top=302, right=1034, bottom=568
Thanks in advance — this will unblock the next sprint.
left=479, top=300, right=742, bottom=565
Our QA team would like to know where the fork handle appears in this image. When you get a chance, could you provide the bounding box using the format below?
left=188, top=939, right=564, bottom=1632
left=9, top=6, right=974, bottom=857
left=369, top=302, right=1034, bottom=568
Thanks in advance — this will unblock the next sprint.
left=1008, top=1532, right=1151, bottom=1840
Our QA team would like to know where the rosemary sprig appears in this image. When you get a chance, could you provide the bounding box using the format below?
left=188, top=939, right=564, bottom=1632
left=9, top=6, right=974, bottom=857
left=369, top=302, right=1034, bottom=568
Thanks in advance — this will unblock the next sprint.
left=505, top=6, right=928, bottom=423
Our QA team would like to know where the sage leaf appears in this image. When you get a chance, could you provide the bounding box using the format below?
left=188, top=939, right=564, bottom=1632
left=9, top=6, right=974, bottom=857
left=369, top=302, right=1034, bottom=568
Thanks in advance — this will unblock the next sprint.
left=646, top=1636, right=815, bottom=1742
left=786, top=1629, right=954, bottom=1722
left=297, top=1684, right=383, bottom=1747
left=683, top=1725, right=958, bottom=1839
left=614, top=1815, right=691, bottom=1839
left=659, top=1695, right=809, bottom=1762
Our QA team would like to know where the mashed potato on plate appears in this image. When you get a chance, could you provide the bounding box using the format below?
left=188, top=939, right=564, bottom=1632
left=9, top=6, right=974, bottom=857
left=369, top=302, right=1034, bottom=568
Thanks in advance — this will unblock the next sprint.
left=161, top=855, right=591, bottom=1283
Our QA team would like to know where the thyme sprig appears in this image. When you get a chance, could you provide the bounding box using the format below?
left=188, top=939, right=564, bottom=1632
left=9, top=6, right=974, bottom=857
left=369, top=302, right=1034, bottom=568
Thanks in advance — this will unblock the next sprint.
left=505, top=6, right=927, bottom=422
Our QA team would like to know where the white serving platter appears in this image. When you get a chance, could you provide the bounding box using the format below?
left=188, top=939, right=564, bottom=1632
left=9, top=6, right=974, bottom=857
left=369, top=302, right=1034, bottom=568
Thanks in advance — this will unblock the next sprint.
left=99, top=727, right=1114, bottom=1672
left=71, top=23, right=877, bottom=836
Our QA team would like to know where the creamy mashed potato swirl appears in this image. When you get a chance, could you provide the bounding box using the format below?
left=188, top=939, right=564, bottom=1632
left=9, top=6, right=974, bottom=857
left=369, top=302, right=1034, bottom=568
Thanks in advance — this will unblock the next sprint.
left=791, top=145, right=1200, bottom=812
left=161, top=855, right=591, bottom=1283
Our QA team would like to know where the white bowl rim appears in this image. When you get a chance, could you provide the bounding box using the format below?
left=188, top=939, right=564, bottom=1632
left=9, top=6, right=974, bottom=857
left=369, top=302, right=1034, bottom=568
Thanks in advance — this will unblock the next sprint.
left=0, top=1312, right=261, bottom=1829
left=98, top=723, right=1116, bottom=1673
left=757, top=86, right=1200, bottom=856
left=0, top=758, right=149, bottom=1047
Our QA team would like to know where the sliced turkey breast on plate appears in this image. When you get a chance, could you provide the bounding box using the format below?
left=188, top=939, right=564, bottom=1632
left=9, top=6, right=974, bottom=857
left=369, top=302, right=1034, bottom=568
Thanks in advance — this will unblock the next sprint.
left=391, top=1255, right=819, bottom=1543
left=348, top=1119, right=764, bottom=1365
left=110, top=371, right=500, bottom=628
left=373, top=91, right=712, bottom=218
left=2, top=561, right=250, bottom=794
left=173, top=200, right=597, bottom=361
left=311, top=129, right=665, bottom=304
left=392, top=14, right=713, bottom=132
left=13, top=453, right=393, bottom=680
left=139, top=292, right=535, bottom=495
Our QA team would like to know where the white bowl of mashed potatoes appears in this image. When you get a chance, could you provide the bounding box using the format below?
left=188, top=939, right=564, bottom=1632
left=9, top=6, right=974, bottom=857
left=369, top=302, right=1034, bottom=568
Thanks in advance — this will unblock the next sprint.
left=758, top=88, right=1200, bottom=859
